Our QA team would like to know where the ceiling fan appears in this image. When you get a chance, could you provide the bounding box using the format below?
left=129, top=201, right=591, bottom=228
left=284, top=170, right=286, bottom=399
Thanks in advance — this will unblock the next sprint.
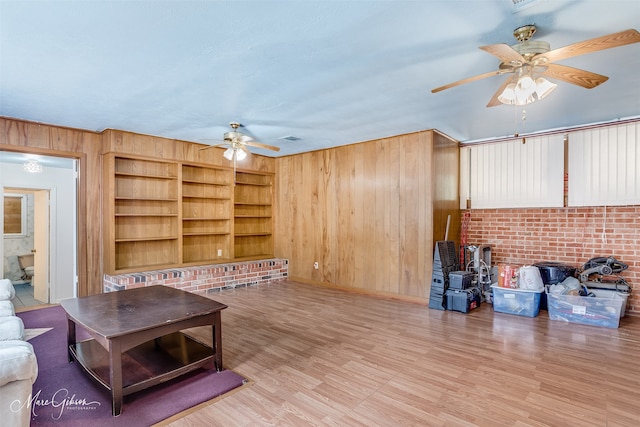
left=431, top=26, right=640, bottom=107
left=199, top=121, right=280, bottom=160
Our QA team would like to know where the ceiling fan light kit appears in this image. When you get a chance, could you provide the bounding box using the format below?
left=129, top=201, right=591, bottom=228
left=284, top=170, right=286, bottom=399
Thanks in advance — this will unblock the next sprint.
left=199, top=121, right=281, bottom=161
left=498, top=75, right=557, bottom=106
left=431, top=25, right=640, bottom=108
left=223, top=146, right=247, bottom=161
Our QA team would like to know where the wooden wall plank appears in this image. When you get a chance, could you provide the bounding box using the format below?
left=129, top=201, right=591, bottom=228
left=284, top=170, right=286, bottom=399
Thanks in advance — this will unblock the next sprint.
left=335, top=145, right=355, bottom=287
left=374, top=138, right=390, bottom=293
left=433, top=131, right=460, bottom=248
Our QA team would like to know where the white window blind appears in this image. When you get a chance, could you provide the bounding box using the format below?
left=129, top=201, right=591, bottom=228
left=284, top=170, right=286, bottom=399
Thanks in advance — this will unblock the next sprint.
left=468, top=135, right=564, bottom=208
left=568, top=122, right=640, bottom=206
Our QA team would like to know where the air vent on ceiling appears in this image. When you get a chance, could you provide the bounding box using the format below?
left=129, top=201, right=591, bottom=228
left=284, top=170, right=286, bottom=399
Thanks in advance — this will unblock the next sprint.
left=278, top=135, right=301, bottom=142
left=508, top=0, right=540, bottom=13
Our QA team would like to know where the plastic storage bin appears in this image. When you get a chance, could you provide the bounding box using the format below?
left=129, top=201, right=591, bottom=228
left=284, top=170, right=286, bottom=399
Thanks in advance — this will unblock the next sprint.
left=445, top=287, right=481, bottom=313
left=491, top=285, right=543, bottom=317
left=589, top=289, right=628, bottom=318
left=546, top=289, right=627, bottom=328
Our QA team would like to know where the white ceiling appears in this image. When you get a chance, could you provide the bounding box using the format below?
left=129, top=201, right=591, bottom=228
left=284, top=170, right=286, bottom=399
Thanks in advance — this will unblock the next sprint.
left=1, top=1, right=639, bottom=157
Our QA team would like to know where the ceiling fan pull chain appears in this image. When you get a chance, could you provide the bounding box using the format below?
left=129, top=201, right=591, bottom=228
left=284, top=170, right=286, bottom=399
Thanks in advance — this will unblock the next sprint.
left=521, top=109, right=527, bottom=143
left=233, top=152, right=237, bottom=185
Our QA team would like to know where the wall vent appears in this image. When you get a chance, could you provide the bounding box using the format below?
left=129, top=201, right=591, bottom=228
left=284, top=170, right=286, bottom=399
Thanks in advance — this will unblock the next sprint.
left=278, top=135, right=301, bottom=141
left=508, top=0, right=541, bottom=13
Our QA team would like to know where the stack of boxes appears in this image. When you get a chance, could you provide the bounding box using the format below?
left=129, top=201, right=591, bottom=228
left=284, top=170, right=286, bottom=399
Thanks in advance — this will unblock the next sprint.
left=446, top=271, right=481, bottom=313
left=429, top=241, right=482, bottom=313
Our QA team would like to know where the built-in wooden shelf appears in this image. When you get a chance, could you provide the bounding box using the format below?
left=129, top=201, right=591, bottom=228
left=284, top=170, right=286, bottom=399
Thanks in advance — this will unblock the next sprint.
left=104, top=156, right=275, bottom=274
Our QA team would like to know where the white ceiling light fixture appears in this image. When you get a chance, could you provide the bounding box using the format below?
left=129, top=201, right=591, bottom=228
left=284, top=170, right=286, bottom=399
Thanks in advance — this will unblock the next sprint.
left=218, top=137, right=249, bottom=183
left=497, top=68, right=557, bottom=106
left=222, top=147, right=247, bottom=160
left=223, top=145, right=247, bottom=161
left=23, top=159, right=43, bottom=173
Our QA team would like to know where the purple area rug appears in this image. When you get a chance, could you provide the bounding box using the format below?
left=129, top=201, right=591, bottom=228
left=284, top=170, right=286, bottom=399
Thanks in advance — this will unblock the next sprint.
left=17, top=305, right=247, bottom=426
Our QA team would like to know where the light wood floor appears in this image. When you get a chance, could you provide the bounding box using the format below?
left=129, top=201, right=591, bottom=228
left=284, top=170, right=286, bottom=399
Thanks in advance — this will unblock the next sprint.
left=168, top=280, right=640, bottom=427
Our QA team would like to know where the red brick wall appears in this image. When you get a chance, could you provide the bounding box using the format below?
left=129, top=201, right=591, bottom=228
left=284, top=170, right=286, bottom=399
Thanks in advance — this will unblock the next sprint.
left=464, top=206, right=639, bottom=315
left=103, top=259, right=288, bottom=293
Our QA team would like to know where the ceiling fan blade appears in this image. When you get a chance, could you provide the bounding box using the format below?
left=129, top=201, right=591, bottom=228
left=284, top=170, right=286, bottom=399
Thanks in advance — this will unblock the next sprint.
left=479, top=43, right=525, bottom=65
left=540, top=29, right=640, bottom=64
left=238, top=144, right=251, bottom=155
left=198, top=143, right=227, bottom=151
left=541, top=63, right=608, bottom=89
left=198, top=138, right=224, bottom=143
left=486, top=75, right=517, bottom=108
left=243, top=140, right=281, bottom=152
left=431, top=70, right=505, bottom=93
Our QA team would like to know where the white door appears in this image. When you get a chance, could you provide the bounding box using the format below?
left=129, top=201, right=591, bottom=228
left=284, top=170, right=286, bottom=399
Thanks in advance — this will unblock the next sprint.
left=33, top=190, right=49, bottom=303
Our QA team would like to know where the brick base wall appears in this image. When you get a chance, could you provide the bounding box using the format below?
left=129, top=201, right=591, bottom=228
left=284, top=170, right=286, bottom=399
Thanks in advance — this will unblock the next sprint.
left=464, top=206, right=639, bottom=315
left=104, top=259, right=288, bottom=293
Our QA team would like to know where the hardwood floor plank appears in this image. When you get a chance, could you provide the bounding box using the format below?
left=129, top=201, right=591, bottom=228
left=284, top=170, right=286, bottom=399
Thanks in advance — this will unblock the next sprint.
left=167, top=281, right=640, bottom=426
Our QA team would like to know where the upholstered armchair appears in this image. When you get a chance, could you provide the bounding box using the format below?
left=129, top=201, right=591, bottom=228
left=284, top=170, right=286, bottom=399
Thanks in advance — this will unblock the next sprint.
left=0, top=279, right=38, bottom=427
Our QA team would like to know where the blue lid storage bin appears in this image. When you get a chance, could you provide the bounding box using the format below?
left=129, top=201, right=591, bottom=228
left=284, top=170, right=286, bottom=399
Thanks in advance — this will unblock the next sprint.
left=491, top=285, right=543, bottom=317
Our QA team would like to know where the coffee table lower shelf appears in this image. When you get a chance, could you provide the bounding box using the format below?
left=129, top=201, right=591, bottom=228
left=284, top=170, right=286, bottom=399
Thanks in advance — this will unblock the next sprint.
left=69, top=331, right=215, bottom=397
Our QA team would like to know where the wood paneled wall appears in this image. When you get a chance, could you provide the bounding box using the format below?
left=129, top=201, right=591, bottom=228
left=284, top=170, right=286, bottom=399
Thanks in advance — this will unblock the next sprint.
left=433, top=131, right=461, bottom=244
left=1, top=118, right=276, bottom=297
left=274, top=130, right=460, bottom=301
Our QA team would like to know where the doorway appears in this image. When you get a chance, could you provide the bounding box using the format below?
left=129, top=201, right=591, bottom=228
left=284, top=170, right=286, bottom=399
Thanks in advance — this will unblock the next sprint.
left=0, top=152, right=77, bottom=308
left=3, top=188, right=50, bottom=307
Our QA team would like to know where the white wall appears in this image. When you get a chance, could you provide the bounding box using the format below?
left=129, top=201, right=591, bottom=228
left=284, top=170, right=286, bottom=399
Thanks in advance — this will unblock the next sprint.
left=0, top=162, right=77, bottom=303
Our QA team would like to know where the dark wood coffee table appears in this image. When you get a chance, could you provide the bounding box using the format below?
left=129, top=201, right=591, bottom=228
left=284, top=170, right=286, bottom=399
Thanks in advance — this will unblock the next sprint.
left=60, top=286, right=227, bottom=416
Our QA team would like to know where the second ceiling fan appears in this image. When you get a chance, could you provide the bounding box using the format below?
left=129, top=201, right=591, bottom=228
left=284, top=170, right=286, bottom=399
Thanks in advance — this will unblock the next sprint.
left=431, top=26, right=640, bottom=107
left=200, top=121, right=280, bottom=160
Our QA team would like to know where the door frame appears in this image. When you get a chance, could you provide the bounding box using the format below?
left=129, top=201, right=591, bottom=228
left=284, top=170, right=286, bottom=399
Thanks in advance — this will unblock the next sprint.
left=0, top=149, right=80, bottom=302
left=1, top=186, right=56, bottom=302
